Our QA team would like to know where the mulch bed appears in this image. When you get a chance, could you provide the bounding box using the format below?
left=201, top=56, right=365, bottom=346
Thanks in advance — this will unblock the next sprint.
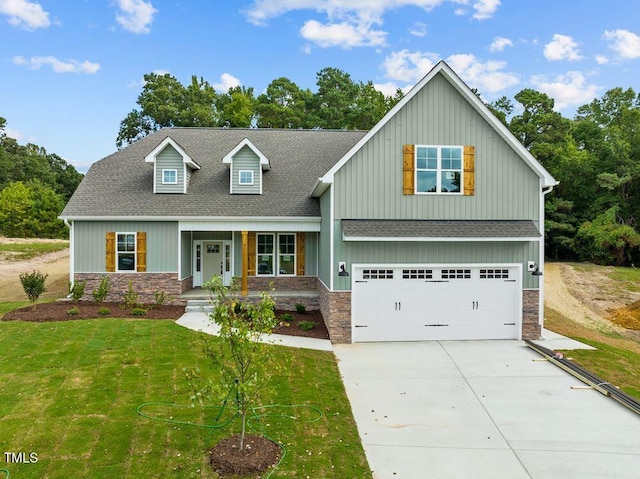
left=210, top=434, right=281, bottom=477
left=2, top=301, right=330, bottom=340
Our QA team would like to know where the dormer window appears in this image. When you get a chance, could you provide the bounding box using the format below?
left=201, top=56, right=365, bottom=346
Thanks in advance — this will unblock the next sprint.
left=162, top=169, right=178, bottom=185
left=144, top=136, right=200, bottom=194
left=223, top=138, right=270, bottom=195
left=238, top=170, right=254, bottom=185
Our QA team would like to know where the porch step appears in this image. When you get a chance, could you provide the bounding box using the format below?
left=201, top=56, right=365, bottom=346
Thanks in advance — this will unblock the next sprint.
left=185, top=299, right=214, bottom=313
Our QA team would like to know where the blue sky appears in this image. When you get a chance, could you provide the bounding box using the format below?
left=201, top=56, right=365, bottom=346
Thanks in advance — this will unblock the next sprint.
left=2, top=0, right=640, bottom=172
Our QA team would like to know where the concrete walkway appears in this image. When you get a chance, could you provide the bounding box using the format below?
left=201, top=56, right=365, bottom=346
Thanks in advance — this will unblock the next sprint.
left=334, top=339, right=640, bottom=479
left=175, top=311, right=333, bottom=351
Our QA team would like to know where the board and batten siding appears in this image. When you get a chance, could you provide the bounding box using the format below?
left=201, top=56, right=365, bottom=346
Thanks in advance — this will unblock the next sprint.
left=73, top=221, right=179, bottom=273
left=332, top=228, right=540, bottom=290
left=231, top=146, right=261, bottom=194
left=333, top=72, right=540, bottom=224
left=318, top=191, right=332, bottom=287
left=155, top=145, right=185, bottom=194
left=180, top=231, right=192, bottom=279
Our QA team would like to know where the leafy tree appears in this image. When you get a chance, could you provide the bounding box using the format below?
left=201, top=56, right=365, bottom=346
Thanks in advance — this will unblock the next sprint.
left=19, top=270, right=48, bottom=308
left=255, top=77, right=313, bottom=128
left=350, top=81, right=389, bottom=130
left=216, top=86, right=256, bottom=128
left=0, top=181, right=32, bottom=237
left=191, top=277, right=280, bottom=450
left=0, top=180, right=65, bottom=238
left=311, top=67, right=359, bottom=129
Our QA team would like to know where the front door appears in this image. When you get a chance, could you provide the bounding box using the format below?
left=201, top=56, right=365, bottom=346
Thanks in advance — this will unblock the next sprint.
left=203, top=241, right=224, bottom=285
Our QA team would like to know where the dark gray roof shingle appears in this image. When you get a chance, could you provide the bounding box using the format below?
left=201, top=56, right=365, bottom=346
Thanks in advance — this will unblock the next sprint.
left=341, top=219, right=541, bottom=239
left=61, top=128, right=367, bottom=218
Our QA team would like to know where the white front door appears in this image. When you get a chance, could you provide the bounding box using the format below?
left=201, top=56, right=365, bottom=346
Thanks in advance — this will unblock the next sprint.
left=193, top=240, right=232, bottom=287
left=352, top=264, right=522, bottom=342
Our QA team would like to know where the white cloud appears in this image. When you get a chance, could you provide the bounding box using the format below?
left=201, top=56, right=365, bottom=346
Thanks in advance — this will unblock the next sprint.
left=0, top=0, right=49, bottom=29
left=244, top=1, right=502, bottom=49
left=2, top=126, right=36, bottom=143
left=115, top=0, right=157, bottom=34
left=300, top=19, right=386, bottom=48
left=531, top=71, right=600, bottom=110
left=213, top=73, right=241, bottom=92
left=409, top=21, right=427, bottom=37
left=595, top=54, right=609, bottom=65
left=603, top=29, right=640, bottom=59
left=544, top=34, right=583, bottom=61
left=489, top=36, right=512, bottom=52
left=301, top=43, right=312, bottom=54
left=13, top=56, right=101, bottom=74
left=127, top=69, right=171, bottom=89
left=447, top=53, right=518, bottom=94
left=472, top=0, right=500, bottom=20
left=380, top=49, right=440, bottom=83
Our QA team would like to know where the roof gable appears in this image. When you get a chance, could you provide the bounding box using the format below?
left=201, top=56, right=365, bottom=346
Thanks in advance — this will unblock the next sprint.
left=312, top=60, right=556, bottom=197
left=144, top=136, right=200, bottom=170
left=223, top=138, right=271, bottom=171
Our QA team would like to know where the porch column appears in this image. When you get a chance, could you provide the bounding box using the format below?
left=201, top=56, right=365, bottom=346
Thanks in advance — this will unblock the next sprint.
left=241, top=230, right=248, bottom=296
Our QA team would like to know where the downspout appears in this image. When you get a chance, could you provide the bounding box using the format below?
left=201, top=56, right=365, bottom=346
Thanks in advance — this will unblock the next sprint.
left=539, top=185, right=555, bottom=331
left=63, top=219, right=74, bottom=293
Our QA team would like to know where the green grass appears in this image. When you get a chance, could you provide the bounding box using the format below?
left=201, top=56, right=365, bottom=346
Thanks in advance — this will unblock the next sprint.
left=0, top=301, right=30, bottom=318
left=606, top=266, right=640, bottom=293
left=0, top=319, right=371, bottom=478
left=0, top=241, right=69, bottom=260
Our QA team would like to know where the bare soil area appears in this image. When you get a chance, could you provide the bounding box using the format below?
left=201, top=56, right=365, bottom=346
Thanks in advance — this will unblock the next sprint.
left=0, top=237, right=70, bottom=302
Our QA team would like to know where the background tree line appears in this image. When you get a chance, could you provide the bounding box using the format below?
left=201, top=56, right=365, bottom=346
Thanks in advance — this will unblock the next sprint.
left=4, top=65, right=640, bottom=265
left=0, top=117, right=83, bottom=238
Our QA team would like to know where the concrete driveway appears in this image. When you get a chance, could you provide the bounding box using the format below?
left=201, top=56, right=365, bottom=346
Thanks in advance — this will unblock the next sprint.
left=334, top=340, right=640, bottom=479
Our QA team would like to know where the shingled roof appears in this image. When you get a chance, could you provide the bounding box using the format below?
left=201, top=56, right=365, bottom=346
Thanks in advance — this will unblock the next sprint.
left=61, top=128, right=367, bottom=219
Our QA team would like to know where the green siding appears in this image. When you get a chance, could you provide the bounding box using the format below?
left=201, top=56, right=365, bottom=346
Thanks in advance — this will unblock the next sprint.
left=180, top=231, right=191, bottom=279
left=155, top=145, right=185, bottom=194
left=304, top=232, right=318, bottom=276
left=74, top=221, right=178, bottom=272
left=231, top=146, right=261, bottom=194
left=318, top=191, right=332, bottom=286
left=333, top=72, right=540, bottom=224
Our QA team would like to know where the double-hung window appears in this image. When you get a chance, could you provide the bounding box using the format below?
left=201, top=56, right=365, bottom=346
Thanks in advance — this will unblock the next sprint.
left=256, top=233, right=296, bottom=276
left=117, top=233, right=136, bottom=271
left=162, top=169, right=178, bottom=184
left=416, top=146, right=463, bottom=194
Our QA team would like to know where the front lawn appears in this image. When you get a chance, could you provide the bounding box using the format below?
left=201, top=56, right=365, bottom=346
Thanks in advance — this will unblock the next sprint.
left=0, top=319, right=370, bottom=478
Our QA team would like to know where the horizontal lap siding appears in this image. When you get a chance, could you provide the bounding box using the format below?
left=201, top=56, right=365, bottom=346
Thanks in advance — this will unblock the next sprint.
left=155, top=146, right=184, bottom=194
left=232, top=146, right=261, bottom=194
left=74, top=221, right=178, bottom=272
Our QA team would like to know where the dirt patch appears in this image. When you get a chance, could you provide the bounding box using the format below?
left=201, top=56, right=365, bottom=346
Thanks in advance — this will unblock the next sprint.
left=610, top=300, right=640, bottom=331
left=0, top=239, right=70, bottom=302
left=209, top=434, right=281, bottom=477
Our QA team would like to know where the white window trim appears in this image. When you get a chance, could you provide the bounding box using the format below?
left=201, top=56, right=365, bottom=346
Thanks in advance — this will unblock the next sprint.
left=238, top=170, right=254, bottom=185
left=162, top=168, right=178, bottom=185
left=116, top=232, right=136, bottom=273
left=415, top=145, right=464, bottom=195
left=256, top=233, right=297, bottom=276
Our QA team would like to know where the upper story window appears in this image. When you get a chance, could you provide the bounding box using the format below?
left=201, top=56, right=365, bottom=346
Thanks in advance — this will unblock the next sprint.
left=416, top=146, right=462, bottom=194
left=162, top=169, right=178, bottom=184
left=238, top=170, right=254, bottom=185
left=117, top=233, right=136, bottom=271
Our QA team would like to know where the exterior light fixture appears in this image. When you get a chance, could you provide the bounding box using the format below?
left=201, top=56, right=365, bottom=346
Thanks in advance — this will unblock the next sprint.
left=531, top=263, right=543, bottom=276
left=338, top=262, right=349, bottom=276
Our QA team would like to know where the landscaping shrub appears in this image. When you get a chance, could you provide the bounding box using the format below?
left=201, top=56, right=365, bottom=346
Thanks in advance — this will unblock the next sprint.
left=92, top=276, right=111, bottom=303
left=298, top=320, right=315, bottom=331
left=68, top=306, right=79, bottom=316
left=98, top=307, right=110, bottom=316
left=131, top=307, right=147, bottom=316
left=69, top=280, right=86, bottom=302
left=19, top=269, right=48, bottom=307
left=123, top=281, right=140, bottom=309
left=280, top=312, right=294, bottom=323
left=154, top=290, right=168, bottom=306
left=295, top=303, right=306, bottom=314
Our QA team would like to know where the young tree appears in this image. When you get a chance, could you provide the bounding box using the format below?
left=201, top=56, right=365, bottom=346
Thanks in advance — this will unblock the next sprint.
left=19, top=270, right=48, bottom=308
left=196, top=277, right=279, bottom=450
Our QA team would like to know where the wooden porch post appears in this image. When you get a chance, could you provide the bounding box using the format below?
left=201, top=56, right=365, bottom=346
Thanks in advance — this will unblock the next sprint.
left=241, top=230, right=248, bottom=297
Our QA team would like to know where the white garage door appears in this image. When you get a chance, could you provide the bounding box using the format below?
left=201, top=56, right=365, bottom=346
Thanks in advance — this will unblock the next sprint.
left=352, top=264, right=521, bottom=342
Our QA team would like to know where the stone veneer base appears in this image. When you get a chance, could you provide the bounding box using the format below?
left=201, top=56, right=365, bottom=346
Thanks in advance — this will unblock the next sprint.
left=74, top=273, right=186, bottom=305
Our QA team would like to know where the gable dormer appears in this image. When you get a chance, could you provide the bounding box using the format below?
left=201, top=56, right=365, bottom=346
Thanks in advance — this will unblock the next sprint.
left=145, top=137, right=200, bottom=194
left=223, top=138, right=270, bottom=194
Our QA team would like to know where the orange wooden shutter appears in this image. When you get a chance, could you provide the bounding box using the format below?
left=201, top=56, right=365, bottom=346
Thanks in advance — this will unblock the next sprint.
left=136, top=232, right=147, bottom=272
left=296, top=233, right=305, bottom=276
left=247, top=232, right=256, bottom=276
left=403, top=144, right=415, bottom=195
left=463, top=145, right=475, bottom=196
left=106, top=232, right=116, bottom=272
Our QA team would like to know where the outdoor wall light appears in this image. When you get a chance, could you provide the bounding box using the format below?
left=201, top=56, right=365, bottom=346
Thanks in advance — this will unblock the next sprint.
left=338, top=262, right=349, bottom=276
left=530, top=263, right=543, bottom=276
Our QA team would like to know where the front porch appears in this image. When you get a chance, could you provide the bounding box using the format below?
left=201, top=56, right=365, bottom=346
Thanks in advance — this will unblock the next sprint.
left=181, top=286, right=320, bottom=312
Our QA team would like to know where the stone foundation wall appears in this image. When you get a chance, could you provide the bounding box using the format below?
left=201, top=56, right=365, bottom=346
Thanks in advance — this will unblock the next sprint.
left=74, top=273, right=186, bottom=305
left=318, top=281, right=352, bottom=344
left=522, top=289, right=541, bottom=339
left=246, top=276, right=318, bottom=291
left=239, top=295, right=320, bottom=311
